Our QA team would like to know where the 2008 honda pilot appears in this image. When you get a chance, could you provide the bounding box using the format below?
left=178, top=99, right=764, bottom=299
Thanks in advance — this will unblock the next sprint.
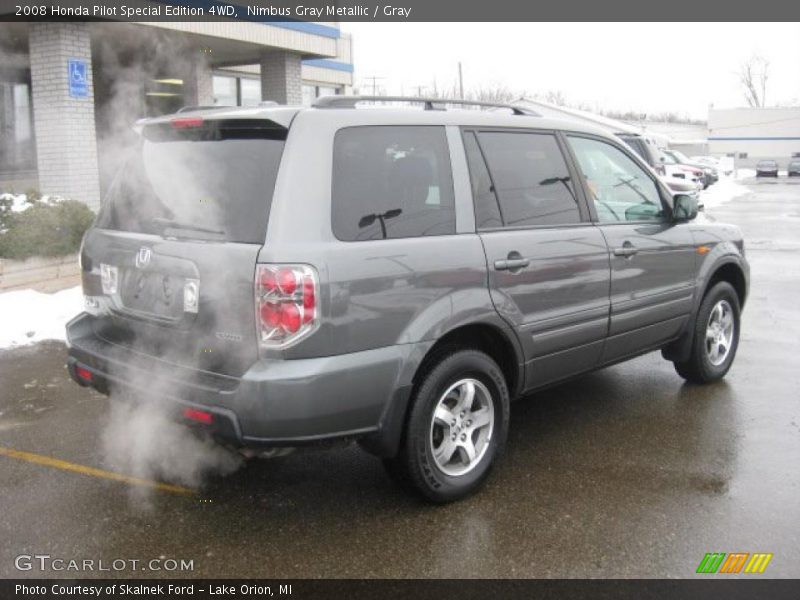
left=67, top=97, right=749, bottom=502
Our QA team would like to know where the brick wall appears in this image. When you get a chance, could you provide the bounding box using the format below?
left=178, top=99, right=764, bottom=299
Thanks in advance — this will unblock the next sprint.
left=184, top=53, right=214, bottom=107
left=260, top=51, right=302, bottom=105
left=29, top=23, right=100, bottom=209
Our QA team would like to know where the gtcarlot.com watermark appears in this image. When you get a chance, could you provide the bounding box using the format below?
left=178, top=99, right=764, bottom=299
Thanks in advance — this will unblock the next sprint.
left=14, top=554, right=194, bottom=573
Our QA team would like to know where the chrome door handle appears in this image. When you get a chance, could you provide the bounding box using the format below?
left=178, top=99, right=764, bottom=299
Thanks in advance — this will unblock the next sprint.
left=613, top=242, right=638, bottom=257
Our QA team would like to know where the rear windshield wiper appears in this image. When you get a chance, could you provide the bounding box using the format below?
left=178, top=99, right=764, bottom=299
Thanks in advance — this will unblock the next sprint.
left=151, top=217, right=226, bottom=237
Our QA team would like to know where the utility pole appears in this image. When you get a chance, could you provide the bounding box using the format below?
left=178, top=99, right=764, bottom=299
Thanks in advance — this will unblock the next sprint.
left=458, top=62, right=464, bottom=99
left=362, top=75, right=385, bottom=97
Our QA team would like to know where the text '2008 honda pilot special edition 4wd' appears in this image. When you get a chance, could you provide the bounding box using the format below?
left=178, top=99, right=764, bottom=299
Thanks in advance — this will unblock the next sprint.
left=67, top=96, right=749, bottom=502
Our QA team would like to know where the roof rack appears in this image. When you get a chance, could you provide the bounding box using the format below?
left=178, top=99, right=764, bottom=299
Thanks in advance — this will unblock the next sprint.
left=312, top=95, right=539, bottom=116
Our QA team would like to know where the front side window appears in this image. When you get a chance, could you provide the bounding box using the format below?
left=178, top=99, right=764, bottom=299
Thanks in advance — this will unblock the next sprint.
left=476, top=131, right=581, bottom=227
left=568, top=136, right=666, bottom=223
left=332, top=126, right=456, bottom=241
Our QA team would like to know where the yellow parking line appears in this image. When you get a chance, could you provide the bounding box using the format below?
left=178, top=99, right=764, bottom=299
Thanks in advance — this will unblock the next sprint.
left=0, top=446, right=195, bottom=496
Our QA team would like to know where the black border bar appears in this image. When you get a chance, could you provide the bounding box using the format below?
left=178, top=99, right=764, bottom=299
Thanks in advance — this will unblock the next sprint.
left=3, top=0, right=800, bottom=22
left=3, top=579, right=800, bottom=600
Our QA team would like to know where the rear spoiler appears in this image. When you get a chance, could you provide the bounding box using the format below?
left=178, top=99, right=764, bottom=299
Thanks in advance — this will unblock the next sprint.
left=132, top=106, right=299, bottom=135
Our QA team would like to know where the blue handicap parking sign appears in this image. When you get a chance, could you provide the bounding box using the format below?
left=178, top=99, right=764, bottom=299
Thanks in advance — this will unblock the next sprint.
left=68, top=59, right=88, bottom=98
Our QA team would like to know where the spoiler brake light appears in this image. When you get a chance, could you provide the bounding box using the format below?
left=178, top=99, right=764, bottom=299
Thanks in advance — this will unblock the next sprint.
left=170, top=117, right=204, bottom=129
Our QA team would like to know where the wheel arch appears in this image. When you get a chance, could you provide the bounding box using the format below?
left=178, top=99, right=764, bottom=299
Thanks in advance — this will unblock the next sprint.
left=662, top=258, right=748, bottom=363
left=359, top=320, right=523, bottom=458
left=411, top=322, right=524, bottom=399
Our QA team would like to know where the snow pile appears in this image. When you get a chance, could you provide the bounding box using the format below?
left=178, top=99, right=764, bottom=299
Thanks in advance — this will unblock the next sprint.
left=699, top=176, right=751, bottom=210
left=0, top=192, right=67, bottom=215
left=0, top=286, right=83, bottom=349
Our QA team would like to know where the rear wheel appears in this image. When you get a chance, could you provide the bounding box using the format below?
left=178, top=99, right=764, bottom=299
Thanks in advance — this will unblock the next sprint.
left=673, top=281, right=740, bottom=383
left=383, top=349, right=509, bottom=503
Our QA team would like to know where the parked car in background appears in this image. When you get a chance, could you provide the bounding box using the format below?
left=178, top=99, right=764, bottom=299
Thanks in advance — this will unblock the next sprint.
left=690, top=156, right=719, bottom=168
left=663, top=149, right=718, bottom=187
left=616, top=132, right=666, bottom=175
left=615, top=133, right=700, bottom=194
left=661, top=152, right=705, bottom=190
left=65, top=97, right=749, bottom=502
left=788, top=160, right=800, bottom=177
left=756, top=160, right=779, bottom=178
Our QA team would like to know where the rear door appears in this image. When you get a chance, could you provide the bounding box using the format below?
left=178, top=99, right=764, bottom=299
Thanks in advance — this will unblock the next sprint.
left=83, top=117, right=288, bottom=377
left=565, top=134, right=696, bottom=362
left=463, top=128, right=611, bottom=390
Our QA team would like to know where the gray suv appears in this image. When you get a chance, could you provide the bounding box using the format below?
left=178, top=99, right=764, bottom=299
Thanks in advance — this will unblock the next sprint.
left=66, top=97, right=749, bottom=502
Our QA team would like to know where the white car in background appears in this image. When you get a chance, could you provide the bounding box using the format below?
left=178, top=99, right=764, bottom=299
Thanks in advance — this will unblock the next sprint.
left=692, top=155, right=734, bottom=176
left=661, top=153, right=705, bottom=190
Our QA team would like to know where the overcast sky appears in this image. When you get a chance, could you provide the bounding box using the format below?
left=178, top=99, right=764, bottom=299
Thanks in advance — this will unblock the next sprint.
left=341, top=23, right=800, bottom=119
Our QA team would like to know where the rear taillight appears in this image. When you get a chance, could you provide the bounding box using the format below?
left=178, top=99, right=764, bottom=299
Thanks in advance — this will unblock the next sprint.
left=255, top=265, right=319, bottom=346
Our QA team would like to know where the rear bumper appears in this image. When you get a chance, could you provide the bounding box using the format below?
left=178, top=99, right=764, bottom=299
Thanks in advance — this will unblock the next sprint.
left=66, top=313, right=417, bottom=449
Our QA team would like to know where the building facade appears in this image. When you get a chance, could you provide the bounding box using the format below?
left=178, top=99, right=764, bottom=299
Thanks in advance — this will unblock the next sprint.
left=0, top=20, right=353, bottom=208
left=708, top=107, right=800, bottom=167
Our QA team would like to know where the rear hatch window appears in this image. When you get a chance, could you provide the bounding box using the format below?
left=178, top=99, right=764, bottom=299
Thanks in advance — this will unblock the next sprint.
left=96, top=118, right=287, bottom=243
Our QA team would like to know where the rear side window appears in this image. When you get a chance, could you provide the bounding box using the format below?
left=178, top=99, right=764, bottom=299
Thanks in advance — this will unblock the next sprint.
left=96, top=119, right=286, bottom=244
left=476, top=131, right=581, bottom=227
left=332, top=126, right=456, bottom=241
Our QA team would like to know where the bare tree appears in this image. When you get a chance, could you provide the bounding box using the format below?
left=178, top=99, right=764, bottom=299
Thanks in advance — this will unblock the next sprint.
left=739, top=54, right=770, bottom=108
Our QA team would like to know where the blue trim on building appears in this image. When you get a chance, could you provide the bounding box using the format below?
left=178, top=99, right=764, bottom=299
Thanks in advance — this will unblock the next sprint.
left=302, top=59, right=354, bottom=73
left=269, top=22, right=340, bottom=39
left=708, top=136, right=800, bottom=141
left=157, top=1, right=341, bottom=38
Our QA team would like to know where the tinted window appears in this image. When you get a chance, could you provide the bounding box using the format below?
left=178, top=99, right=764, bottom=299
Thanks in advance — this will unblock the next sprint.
left=332, top=126, right=456, bottom=241
left=463, top=131, right=502, bottom=229
left=477, top=131, right=581, bottom=227
left=568, top=136, right=665, bottom=223
left=96, top=120, right=286, bottom=243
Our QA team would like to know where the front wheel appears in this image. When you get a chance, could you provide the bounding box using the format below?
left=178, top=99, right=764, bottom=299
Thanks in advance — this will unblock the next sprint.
left=674, top=281, right=741, bottom=383
left=383, top=349, right=510, bottom=503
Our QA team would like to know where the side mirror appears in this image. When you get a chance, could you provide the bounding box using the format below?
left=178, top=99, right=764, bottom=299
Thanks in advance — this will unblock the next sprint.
left=672, top=194, right=698, bottom=221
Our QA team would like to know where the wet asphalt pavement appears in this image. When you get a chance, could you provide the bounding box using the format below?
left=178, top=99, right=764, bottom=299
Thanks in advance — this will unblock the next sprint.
left=1, top=178, right=799, bottom=579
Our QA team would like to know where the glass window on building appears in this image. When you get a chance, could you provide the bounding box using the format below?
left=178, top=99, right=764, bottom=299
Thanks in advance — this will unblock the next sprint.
left=302, top=85, right=317, bottom=106
left=213, top=75, right=237, bottom=107
left=240, top=78, right=261, bottom=106
left=317, top=85, right=338, bottom=98
left=0, top=81, right=35, bottom=173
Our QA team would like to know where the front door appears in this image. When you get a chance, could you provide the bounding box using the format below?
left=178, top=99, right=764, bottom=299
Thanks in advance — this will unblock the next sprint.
left=565, top=134, right=697, bottom=363
left=463, top=129, right=611, bottom=391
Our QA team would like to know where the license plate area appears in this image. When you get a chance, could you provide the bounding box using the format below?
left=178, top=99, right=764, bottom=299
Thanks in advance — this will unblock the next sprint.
left=119, top=269, right=185, bottom=320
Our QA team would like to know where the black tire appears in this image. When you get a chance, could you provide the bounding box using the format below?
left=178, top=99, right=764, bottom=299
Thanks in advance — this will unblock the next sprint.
left=383, top=349, right=510, bottom=503
left=674, top=281, right=741, bottom=384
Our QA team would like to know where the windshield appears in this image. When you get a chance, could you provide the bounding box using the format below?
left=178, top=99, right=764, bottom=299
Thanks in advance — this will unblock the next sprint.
left=758, top=161, right=777, bottom=167
left=661, top=152, right=678, bottom=165
left=96, top=119, right=286, bottom=243
left=672, top=150, right=691, bottom=163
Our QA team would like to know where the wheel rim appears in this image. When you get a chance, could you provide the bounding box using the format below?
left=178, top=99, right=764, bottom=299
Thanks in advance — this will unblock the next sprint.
left=429, top=378, right=494, bottom=477
left=705, top=299, right=735, bottom=366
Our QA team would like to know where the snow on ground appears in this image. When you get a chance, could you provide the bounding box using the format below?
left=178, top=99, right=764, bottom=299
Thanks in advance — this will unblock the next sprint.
left=698, top=174, right=752, bottom=210
left=0, top=192, right=66, bottom=214
left=0, top=286, right=83, bottom=349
